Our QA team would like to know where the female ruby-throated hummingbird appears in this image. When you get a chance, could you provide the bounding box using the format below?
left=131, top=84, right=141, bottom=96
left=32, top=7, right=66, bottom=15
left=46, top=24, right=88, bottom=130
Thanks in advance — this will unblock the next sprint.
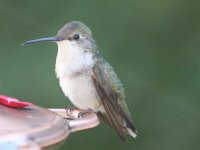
left=23, top=21, right=137, bottom=141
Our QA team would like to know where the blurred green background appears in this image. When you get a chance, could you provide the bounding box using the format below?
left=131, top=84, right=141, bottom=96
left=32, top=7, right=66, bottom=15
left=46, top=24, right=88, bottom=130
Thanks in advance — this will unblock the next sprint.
left=0, top=0, right=199, bottom=150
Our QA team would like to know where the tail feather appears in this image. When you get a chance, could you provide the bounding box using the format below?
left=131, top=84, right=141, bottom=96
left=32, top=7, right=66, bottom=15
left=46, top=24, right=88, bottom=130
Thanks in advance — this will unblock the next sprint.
left=123, top=115, right=137, bottom=138
left=127, top=127, right=137, bottom=138
left=97, top=101, right=137, bottom=142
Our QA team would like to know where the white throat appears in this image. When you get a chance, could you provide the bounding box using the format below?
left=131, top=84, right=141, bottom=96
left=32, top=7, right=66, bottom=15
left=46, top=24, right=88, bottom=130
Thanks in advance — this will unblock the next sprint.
left=55, top=40, right=95, bottom=78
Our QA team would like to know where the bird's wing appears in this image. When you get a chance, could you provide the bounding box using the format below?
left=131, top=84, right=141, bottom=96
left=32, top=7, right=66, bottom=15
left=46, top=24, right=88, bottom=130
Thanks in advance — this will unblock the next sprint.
left=91, top=57, right=136, bottom=141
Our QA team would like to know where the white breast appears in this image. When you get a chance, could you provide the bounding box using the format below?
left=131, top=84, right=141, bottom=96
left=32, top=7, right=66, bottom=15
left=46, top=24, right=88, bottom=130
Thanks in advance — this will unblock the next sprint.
left=55, top=40, right=101, bottom=110
left=55, top=40, right=95, bottom=78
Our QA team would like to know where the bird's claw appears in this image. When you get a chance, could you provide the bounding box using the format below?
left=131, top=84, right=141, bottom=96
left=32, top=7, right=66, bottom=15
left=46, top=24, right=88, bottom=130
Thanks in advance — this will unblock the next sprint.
left=78, top=109, right=94, bottom=119
left=65, top=105, right=77, bottom=113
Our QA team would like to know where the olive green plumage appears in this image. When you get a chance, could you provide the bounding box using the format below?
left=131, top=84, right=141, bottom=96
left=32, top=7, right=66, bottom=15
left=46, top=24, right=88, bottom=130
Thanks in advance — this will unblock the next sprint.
left=92, top=55, right=137, bottom=141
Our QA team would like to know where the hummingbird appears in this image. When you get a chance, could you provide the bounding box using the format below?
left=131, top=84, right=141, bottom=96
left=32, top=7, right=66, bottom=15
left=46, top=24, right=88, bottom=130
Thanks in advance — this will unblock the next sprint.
left=23, top=21, right=137, bottom=141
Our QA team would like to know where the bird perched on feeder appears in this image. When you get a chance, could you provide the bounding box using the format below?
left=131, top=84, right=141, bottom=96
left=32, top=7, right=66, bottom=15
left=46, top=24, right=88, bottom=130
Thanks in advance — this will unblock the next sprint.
left=23, top=21, right=137, bottom=141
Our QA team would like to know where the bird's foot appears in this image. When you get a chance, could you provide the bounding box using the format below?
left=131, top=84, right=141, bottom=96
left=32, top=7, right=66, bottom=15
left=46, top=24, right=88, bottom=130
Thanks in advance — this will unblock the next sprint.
left=65, top=105, right=77, bottom=113
left=65, top=105, right=79, bottom=119
left=78, top=109, right=94, bottom=119
left=65, top=106, right=94, bottom=119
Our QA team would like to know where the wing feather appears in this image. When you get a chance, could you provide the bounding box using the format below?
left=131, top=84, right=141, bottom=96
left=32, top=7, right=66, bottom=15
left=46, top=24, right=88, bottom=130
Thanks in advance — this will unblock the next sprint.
left=91, top=57, right=137, bottom=141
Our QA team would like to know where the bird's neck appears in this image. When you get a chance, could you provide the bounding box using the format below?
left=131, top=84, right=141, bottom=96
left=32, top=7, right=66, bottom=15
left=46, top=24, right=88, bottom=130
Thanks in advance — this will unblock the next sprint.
left=55, top=41, right=95, bottom=78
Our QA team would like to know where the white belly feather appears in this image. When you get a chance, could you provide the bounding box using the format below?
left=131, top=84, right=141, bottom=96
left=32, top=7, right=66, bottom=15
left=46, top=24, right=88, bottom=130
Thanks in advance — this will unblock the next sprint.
left=59, top=74, right=100, bottom=110
left=55, top=40, right=101, bottom=111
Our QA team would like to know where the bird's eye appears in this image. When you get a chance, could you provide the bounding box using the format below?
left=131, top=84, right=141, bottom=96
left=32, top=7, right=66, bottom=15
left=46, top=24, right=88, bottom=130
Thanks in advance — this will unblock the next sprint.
left=73, top=34, right=80, bottom=40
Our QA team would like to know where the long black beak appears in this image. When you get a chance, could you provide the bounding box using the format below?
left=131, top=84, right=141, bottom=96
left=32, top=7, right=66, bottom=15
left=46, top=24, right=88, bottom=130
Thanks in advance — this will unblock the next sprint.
left=22, top=37, right=63, bottom=45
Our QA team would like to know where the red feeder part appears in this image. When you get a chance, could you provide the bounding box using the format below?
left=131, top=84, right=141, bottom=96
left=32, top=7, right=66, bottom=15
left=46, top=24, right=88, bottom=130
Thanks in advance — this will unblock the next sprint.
left=0, top=95, right=32, bottom=108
